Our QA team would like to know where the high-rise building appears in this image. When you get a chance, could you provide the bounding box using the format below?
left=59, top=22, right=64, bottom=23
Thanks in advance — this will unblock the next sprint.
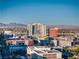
left=49, top=27, right=59, bottom=39
left=27, top=23, right=47, bottom=38
left=27, top=24, right=32, bottom=36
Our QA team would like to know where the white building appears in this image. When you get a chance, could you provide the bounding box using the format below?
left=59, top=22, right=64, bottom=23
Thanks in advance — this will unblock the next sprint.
left=27, top=24, right=32, bottom=36
left=27, top=46, right=62, bottom=59
left=27, top=23, right=47, bottom=38
left=27, top=46, right=51, bottom=55
left=4, top=30, right=13, bottom=35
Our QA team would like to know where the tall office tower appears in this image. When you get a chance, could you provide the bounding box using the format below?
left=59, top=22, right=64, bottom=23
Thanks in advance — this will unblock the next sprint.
left=49, top=27, right=59, bottom=39
left=27, top=23, right=47, bottom=38
left=27, top=24, right=32, bottom=36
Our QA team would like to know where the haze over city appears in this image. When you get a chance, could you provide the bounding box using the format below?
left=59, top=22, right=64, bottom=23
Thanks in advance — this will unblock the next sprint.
left=0, top=0, right=79, bottom=25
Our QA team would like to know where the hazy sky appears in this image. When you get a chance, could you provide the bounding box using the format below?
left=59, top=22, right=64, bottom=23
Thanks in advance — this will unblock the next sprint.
left=0, top=0, right=79, bottom=25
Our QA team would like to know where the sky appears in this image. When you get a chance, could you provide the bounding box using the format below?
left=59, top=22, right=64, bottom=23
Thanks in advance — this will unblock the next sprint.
left=0, top=0, right=79, bottom=25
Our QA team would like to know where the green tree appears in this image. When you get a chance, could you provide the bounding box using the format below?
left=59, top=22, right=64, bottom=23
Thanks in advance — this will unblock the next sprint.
left=77, top=47, right=79, bottom=52
left=68, top=57, right=74, bottom=59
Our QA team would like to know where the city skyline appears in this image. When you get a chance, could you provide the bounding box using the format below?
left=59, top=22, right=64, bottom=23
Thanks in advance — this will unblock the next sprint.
left=0, top=0, right=79, bottom=25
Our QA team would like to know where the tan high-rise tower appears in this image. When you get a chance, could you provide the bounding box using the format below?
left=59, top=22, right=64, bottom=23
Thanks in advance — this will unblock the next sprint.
left=27, top=23, right=47, bottom=38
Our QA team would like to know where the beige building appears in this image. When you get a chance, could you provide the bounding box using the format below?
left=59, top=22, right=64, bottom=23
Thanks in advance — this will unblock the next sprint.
left=5, top=39, right=33, bottom=46
left=58, top=40, right=72, bottom=47
left=56, top=37, right=73, bottom=47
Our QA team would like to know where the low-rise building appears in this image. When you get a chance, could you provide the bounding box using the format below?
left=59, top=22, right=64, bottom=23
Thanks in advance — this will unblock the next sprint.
left=31, top=50, right=62, bottom=59
left=54, top=36, right=73, bottom=47
left=27, top=46, right=51, bottom=55
left=27, top=46, right=62, bottom=59
left=58, top=40, right=72, bottom=47
left=5, top=38, right=33, bottom=46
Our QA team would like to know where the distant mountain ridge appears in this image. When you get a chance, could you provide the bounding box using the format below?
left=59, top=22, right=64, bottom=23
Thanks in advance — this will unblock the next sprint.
left=0, top=23, right=79, bottom=29
left=48, top=25, right=79, bottom=29
left=0, top=23, right=27, bottom=28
